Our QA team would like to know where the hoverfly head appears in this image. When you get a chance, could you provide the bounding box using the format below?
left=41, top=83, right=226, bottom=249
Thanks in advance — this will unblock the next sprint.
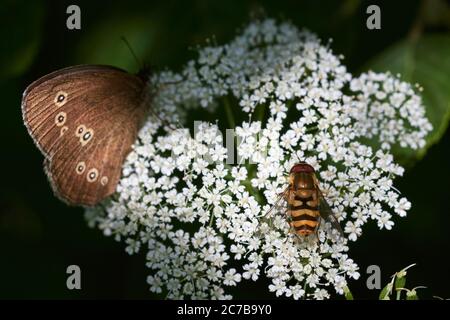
left=290, top=162, right=315, bottom=174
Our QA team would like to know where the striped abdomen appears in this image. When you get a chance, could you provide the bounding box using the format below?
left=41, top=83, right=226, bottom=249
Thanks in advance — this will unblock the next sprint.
left=288, top=191, right=320, bottom=236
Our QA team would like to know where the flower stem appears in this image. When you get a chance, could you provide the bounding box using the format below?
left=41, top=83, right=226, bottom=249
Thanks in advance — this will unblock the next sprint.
left=256, top=103, right=266, bottom=123
left=241, top=179, right=263, bottom=203
left=224, top=96, right=236, bottom=129
left=209, top=212, right=214, bottom=227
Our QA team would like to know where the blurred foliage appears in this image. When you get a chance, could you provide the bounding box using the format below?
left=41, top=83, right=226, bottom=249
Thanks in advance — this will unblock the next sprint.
left=0, top=0, right=44, bottom=78
left=368, top=35, right=450, bottom=166
left=1, top=0, right=449, bottom=299
left=76, top=13, right=160, bottom=71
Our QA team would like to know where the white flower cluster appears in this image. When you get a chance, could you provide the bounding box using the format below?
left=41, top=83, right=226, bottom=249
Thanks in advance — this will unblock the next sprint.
left=85, top=19, right=431, bottom=299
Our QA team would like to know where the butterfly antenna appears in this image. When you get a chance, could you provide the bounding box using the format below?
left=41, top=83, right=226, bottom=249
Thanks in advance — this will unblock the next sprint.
left=121, top=36, right=143, bottom=69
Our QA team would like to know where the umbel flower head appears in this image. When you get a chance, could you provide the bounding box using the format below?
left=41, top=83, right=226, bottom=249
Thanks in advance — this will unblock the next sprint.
left=85, top=19, right=431, bottom=299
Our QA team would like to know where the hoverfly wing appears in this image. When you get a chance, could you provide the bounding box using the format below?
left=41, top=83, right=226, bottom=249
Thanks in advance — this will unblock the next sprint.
left=264, top=186, right=289, bottom=218
left=318, top=190, right=344, bottom=237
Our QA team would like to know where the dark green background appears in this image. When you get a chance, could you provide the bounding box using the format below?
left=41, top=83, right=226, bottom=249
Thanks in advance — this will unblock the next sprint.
left=1, top=0, right=449, bottom=299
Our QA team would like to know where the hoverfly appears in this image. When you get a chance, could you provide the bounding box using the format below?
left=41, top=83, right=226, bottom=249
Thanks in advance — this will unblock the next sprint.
left=266, top=162, right=343, bottom=239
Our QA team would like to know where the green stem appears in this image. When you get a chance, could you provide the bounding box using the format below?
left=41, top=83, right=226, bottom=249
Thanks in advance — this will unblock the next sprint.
left=306, top=125, right=319, bottom=133
left=303, top=281, right=308, bottom=300
left=256, top=103, right=266, bottom=123
left=240, top=180, right=263, bottom=203
left=224, top=96, right=236, bottom=129
left=396, top=288, right=402, bottom=300
left=208, top=205, right=214, bottom=227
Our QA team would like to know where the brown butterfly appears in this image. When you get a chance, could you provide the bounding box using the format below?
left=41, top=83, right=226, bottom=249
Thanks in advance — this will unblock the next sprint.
left=22, top=65, right=152, bottom=206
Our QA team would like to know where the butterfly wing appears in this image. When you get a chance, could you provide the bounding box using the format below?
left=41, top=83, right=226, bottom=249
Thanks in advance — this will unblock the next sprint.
left=22, top=65, right=149, bottom=206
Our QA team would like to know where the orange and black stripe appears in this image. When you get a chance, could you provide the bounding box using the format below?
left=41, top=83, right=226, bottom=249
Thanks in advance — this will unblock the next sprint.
left=289, top=194, right=320, bottom=236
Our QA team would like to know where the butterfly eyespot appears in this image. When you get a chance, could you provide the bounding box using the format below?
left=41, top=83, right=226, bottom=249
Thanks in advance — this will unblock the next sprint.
left=76, top=161, right=86, bottom=174
left=60, top=126, right=68, bottom=137
left=80, top=129, right=94, bottom=146
left=83, top=131, right=92, bottom=141
left=87, top=168, right=99, bottom=182
left=55, top=111, right=67, bottom=127
left=54, top=91, right=68, bottom=107
left=75, top=125, right=86, bottom=137
left=100, top=176, right=109, bottom=186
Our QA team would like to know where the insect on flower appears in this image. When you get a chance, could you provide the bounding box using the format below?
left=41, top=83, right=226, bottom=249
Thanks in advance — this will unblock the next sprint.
left=85, top=19, right=431, bottom=299
left=266, top=162, right=344, bottom=240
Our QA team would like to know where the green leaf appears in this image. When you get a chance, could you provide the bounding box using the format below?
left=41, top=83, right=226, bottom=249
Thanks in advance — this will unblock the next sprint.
left=379, top=282, right=393, bottom=300
left=365, top=35, right=450, bottom=166
left=343, top=285, right=354, bottom=300
left=395, top=272, right=407, bottom=290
